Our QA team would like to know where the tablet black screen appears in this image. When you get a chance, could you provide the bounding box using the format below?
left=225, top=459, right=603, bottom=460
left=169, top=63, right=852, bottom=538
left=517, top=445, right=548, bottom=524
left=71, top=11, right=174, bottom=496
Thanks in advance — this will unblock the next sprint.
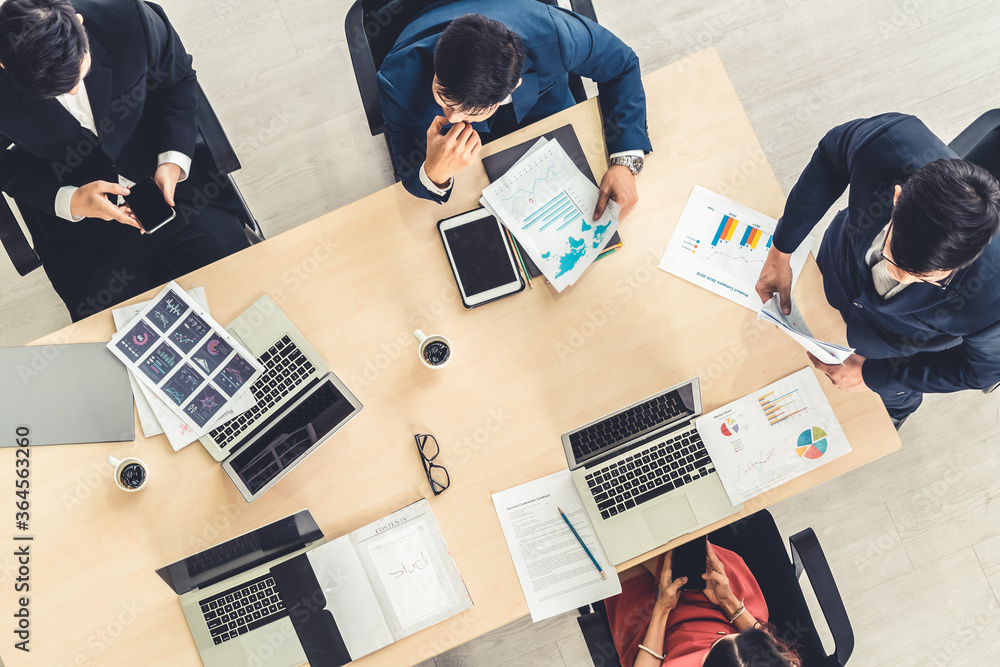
left=444, top=215, right=517, bottom=297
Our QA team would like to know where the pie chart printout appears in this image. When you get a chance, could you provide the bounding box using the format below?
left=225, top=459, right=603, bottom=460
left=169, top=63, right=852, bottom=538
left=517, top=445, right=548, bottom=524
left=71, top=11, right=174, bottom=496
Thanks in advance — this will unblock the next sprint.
left=720, top=418, right=739, bottom=437
left=796, top=427, right=828, bottom=460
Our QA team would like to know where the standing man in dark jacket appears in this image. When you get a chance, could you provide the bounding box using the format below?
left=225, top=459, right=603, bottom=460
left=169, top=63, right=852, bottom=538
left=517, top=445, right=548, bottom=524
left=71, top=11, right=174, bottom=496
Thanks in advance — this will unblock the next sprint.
left=0, top=0, right=250, bottom=320
left=756, top=113, right=1000, bottom=427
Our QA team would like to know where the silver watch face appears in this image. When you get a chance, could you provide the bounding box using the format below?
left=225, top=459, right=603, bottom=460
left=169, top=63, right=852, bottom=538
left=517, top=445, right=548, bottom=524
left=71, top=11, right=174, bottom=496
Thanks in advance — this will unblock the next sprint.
left=613, top=155, right=644, bottom=175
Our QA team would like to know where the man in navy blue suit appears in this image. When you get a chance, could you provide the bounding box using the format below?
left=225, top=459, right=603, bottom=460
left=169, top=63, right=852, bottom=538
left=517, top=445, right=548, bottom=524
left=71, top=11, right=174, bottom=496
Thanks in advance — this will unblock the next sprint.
left=377, top=1, right=651, bottom=219
left=756, top=113, right=1000, bottom=427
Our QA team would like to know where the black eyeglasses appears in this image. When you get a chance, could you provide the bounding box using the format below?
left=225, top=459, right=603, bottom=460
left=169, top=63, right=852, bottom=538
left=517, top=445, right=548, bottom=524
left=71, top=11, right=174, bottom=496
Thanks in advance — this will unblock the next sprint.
left=415, top=434, right=450, bottom=496
left=879, top=220, right=956, bottom=291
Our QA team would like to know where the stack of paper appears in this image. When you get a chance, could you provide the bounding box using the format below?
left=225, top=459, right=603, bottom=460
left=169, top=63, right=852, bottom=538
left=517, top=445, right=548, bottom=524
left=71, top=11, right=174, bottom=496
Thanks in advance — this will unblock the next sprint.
left=481, top=138, right=620, bottom=292
left=696, top=368, right=851, bottom=505
left=757, top=295, right=854, bottom=365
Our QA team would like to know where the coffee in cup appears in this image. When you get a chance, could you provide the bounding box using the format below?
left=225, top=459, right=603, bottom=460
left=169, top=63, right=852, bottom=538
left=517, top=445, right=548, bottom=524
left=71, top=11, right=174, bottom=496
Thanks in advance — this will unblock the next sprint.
left=108, top=456, right=149, bottom=492
left=413, top=330, right=452, bottom=368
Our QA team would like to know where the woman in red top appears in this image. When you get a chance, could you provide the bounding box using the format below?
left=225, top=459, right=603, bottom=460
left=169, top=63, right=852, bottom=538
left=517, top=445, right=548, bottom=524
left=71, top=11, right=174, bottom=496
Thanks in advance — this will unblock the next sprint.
left=605, top=541, right=801, bottom=666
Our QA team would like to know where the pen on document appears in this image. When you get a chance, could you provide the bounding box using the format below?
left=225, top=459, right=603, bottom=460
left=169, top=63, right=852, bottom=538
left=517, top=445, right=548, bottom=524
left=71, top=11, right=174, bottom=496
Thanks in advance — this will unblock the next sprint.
left=596, top=243, right=623, bottom=260
left=558, top=507, right=606, bottom=579
left=505, top=227, right=532, bottom=288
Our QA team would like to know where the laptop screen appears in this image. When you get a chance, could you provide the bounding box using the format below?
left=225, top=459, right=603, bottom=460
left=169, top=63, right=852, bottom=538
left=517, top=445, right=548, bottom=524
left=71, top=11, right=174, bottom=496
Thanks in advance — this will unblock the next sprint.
left=228, top=379, right=359, bottom=497
left=155, top=509, right=323, bottom=595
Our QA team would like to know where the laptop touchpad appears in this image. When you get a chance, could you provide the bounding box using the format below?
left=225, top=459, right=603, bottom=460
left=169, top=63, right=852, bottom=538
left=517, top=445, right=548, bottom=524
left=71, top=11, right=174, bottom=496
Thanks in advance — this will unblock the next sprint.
left=641, top=496, right=698, bottom=542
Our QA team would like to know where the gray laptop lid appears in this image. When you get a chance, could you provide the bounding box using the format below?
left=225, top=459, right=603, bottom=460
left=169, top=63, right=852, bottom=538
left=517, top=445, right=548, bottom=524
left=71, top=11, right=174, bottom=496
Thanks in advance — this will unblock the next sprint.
left=0, top=343, right=134, bottom=446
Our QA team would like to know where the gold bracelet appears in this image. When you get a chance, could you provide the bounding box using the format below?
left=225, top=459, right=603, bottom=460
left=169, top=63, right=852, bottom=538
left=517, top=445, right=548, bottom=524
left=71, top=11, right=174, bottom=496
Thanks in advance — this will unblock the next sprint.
left=727, top=599, right=746, bottom=624
left=638, top=644, right=665, bottom=661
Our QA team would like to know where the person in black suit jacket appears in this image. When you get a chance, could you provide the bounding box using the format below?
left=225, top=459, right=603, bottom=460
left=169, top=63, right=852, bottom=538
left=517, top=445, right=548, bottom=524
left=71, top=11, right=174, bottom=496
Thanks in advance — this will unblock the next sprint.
left=755, top=114, right=1000, bottom=426
left=0, top=0, right=250, bottom=320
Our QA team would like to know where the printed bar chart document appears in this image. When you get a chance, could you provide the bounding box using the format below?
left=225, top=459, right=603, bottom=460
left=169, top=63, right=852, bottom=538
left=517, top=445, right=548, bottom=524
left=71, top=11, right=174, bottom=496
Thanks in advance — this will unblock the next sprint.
left=659, top=186, right=810, bottom=311
left=493, top=470, right=621, bottom=622
left=696, top=368, right=851, bottom=505
left=481, top=138, right=620, bottom=292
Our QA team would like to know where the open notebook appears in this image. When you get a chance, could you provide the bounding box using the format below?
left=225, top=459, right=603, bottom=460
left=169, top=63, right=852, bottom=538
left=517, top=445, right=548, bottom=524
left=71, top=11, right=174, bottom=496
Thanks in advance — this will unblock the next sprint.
left=271, top=500, right=472, bottom=666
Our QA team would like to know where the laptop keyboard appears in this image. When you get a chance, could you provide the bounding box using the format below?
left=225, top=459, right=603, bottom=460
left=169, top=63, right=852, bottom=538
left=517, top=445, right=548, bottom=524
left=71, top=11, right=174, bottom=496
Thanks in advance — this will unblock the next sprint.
left=210, top=335, right=316, bottom=449
left=570, top=390, right=686, bottom=461
left=585, top=426, right=714, bottom=520
left=199, top=573, right=287, bottom=645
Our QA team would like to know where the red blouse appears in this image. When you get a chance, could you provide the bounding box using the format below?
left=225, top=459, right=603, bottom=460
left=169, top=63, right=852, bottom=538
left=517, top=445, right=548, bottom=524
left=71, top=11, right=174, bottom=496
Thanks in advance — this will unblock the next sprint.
left=604, top=545, right=768, bottom=667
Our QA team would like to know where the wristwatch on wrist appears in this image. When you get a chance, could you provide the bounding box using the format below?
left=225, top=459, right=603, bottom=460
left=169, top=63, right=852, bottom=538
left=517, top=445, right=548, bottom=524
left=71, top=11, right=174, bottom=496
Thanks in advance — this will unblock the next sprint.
left=610, top=154, right=644, bottom=176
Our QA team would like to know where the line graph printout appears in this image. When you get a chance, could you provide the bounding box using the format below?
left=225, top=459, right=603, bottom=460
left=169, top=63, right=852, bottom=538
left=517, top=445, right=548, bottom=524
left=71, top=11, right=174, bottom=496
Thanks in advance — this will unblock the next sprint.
left=658, top=186, right=811, bottom=311
left=696, top=368, right=851, bottom=504
left=481, top=138, right=620, bottom=292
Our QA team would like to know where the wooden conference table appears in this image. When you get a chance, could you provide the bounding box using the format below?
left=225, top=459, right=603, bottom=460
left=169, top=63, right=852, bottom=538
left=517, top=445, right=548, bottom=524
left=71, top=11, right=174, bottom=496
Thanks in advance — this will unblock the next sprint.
left=3, top=48, right=900, bottom=666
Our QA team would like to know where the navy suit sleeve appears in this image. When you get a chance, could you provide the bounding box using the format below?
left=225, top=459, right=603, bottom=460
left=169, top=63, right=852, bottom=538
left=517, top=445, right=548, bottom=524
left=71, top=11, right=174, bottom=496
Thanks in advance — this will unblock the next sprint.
left=548, top=8, right=650, bottom=155
left=0, top=138, right=67, bottom=215
left=138, top=1, right=199, bottom=160
left=863, top=321, right=1000, bottom=393
left=377, top=72, right=450, bottom=203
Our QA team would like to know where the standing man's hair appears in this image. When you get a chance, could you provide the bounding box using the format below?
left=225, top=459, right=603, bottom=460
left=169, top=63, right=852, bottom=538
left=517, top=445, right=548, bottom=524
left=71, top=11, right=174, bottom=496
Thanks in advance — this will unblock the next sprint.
left=0, top=0, right=89, bottom=99
left=433, top=14, right=524, bottom=114
left=891, top=159, right=1000, bottom=274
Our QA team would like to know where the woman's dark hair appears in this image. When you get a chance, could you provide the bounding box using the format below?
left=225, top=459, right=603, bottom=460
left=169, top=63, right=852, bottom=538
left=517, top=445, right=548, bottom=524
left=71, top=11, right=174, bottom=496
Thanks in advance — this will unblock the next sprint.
left=890, top=159, right=1000, bottom=274
left=0, top=0, right=89, bottom=99
left=433, top=14, right=524, bottom=114
left=703, top=627, right=801, bottom=667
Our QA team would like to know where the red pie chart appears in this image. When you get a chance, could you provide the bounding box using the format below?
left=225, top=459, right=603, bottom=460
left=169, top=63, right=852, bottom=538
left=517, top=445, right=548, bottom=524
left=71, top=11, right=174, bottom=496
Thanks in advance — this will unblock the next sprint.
left=796, top=427, right=828, bottom=460
left=720, top=418, right=739, bottom=437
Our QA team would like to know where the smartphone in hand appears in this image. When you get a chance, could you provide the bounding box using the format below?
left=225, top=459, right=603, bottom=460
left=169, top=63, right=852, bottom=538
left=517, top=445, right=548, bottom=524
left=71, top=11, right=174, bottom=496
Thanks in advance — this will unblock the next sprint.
left=671, top=536, right=708, bottom=591
left=123, top=178, right=175, bottom=233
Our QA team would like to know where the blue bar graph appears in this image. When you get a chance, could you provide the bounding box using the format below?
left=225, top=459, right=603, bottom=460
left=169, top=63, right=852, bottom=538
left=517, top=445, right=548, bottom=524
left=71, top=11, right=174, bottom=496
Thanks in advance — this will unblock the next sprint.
left=523, top=191, right=584, bottom=232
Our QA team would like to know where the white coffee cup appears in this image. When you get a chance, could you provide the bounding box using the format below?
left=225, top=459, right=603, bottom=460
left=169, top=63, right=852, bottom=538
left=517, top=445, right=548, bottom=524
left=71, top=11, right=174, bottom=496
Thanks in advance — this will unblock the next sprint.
left=413, top=329, right=452, bottom=369
left=108, top=456, right=149, bottom=492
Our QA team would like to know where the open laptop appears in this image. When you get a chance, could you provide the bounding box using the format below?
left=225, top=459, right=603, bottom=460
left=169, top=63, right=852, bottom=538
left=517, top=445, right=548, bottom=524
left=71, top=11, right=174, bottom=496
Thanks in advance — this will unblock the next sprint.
left=156, top=510, right=324, bottom=667
left=201, top=296, right=363, bottom=502
left=562, top=378, right=743, bottom=565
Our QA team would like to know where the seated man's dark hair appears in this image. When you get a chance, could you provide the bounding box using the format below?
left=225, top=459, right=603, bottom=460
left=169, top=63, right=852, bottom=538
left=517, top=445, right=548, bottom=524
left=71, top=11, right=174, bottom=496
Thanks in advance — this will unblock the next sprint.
left=0, top=0, right=89, bottom=99
left=890, top=159, right=1000, bottom=274
left=703, top=627, right=801, bottom=667
left=433, top=14, right=525, bottom=114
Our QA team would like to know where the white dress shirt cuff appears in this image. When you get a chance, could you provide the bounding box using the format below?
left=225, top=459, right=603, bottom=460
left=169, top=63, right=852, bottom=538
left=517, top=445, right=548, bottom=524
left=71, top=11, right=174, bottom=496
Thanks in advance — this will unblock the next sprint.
left=55, top=186, right=85, bottom=222
left=158, top=151, right=191, bottom=182
left=609, top=150, right=645, bottom=160
left=419, top=162, right=453, bottom=196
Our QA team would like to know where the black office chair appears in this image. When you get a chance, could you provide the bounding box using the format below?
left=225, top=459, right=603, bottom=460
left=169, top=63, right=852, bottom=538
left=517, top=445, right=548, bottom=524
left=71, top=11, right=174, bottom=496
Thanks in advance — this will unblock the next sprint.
left=576, top=510, right=854, bottom=667
left=345, top=0, right=597, bottom=180
left=0, top=81, right=264, bottom=278
left=949, top=110, right=1000, bottom=395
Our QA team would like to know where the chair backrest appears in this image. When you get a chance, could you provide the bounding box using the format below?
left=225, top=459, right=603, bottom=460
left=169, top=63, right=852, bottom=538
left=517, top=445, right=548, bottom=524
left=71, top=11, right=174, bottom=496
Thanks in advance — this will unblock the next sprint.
left=346, top=0, right=597, bottom=137
left=949, top=109, right=1000, bottom=182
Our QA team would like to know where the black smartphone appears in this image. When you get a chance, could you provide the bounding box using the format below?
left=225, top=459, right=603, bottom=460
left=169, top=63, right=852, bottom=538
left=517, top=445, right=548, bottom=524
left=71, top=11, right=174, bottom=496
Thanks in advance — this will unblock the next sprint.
left=670, top=536, right=707, bottom=591
left=123, top=178, right=175, bottom=233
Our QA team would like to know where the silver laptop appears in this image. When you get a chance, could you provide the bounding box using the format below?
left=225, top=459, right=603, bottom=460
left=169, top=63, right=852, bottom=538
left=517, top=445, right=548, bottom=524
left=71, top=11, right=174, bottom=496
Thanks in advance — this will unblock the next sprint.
left=156, top=510, right=325, bottom=667
left=200, top=296, right=363, bottom=501
left=0, top=343, right=134, bottom=446
left=563, top=378, right=742, bottom=565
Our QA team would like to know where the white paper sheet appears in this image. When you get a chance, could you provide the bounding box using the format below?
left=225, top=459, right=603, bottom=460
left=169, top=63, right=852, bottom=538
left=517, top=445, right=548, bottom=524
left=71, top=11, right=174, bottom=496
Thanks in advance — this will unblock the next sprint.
left=365, top=523, right=459, bottom=630
left=106, top=282, right=264, bottom=439
left=492, top=470, right=621, bottom=622
left=757, top=295, right=855, bottom=365
left=696, top=368, right=851, bottom=505
left=659, top=185, right=811, bottom=312
left=481, top=138, right=620, bottom=292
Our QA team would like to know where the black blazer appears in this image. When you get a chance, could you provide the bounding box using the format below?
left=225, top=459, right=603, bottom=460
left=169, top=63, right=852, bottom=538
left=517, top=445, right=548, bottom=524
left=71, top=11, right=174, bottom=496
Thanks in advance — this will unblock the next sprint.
left=0, top=0, right=198, bottom=216
left=774, top=113, right=1000, bottom=395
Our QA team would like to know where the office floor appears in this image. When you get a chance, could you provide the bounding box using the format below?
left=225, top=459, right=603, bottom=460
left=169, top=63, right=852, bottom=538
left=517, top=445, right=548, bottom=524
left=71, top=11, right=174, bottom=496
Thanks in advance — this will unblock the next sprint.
left=2, top=0, right=998, bottom=664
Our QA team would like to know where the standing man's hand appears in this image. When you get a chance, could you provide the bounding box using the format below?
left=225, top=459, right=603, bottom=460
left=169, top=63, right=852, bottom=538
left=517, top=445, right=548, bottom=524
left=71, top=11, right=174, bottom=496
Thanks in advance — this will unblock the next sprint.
left=808, top=353, right=870, bottom=392
left=755, top=245, right=794, bottom=313
left=425, top=116, right=482, bottom=188
left=69, top=181, right=140, bottom=230
left=594, top=165, right=637, bottom=220
left=154, top=162, right=183, bottom=207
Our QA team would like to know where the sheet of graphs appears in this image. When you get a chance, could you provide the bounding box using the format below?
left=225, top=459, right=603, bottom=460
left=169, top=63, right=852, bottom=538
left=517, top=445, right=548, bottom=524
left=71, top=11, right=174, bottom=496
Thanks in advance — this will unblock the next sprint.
left=696, top=368, right=851, bottom=505
left=106, top=281, right=264, bottom=438
left=481, top=138, right=619, bottom=292
left=658, top=186, right=810, bottom=311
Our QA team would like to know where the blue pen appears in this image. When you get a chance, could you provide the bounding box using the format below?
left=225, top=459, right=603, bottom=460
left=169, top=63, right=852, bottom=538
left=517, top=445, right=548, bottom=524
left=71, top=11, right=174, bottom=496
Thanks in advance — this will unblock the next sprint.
left=558, top=507, right=606, bottom=579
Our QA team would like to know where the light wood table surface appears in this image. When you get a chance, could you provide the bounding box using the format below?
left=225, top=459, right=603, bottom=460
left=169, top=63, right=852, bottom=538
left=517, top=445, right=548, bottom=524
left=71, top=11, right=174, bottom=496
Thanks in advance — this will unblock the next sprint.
left=0, top=48, right=899, bottom=666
